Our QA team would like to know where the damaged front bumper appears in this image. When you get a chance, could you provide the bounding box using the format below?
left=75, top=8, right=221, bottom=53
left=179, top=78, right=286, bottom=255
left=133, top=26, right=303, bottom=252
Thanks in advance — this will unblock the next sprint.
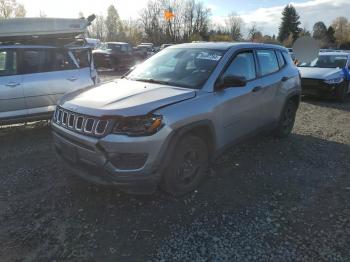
left=52, top=122, right=173, bottom=194
left=301, top=78, right=345, bottom=97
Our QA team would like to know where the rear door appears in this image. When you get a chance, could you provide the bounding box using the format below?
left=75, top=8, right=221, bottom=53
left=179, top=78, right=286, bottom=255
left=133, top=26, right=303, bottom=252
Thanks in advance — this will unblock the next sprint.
left=0, top=48, right=26, bottom=120
left=21, top=48, right=89, bottom=116
left=255, top=49, right=283, bottom=124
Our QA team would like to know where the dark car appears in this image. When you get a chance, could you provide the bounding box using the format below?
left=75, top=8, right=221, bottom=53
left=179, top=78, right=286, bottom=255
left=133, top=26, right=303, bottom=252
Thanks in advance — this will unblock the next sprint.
left=93, top=42, right=145, bottom=70
left=298, top=52, right=350, bottom=101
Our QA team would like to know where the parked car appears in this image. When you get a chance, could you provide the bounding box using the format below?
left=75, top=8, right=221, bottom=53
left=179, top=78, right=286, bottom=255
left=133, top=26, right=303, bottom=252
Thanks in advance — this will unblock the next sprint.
left=160, top=44, right=173, bottom=50
left=135, top=44, right=155, bottom=57
left=85, top=38, right=101, bottom=49
left=93, top=42, right=145, bottom=70
left=52, top=42, right=301, bottom=196
left=140, top=42, right=154, bottom=48
left=0, top=45, right=97, bottom=124
left=298, top=52, right=350, bottom=101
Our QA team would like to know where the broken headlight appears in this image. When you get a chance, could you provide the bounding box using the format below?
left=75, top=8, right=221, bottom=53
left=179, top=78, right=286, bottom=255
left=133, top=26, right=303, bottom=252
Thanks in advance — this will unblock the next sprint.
left=112, top=114, right=163, bottom=136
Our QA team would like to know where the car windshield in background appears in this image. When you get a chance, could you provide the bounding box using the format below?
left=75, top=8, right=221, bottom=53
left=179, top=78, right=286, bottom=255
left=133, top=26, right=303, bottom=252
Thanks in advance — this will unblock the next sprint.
left=107, top=44, right=122, bottom=50
left=298, top=55, right=348, bottom=68
left=126, top=48, right=225, bottom=89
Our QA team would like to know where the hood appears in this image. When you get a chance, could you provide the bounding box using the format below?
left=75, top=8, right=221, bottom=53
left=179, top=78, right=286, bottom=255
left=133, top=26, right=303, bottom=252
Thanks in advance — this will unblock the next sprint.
left=298, top=67, right=344, bottom=80
left=59, top=79, right=196, bottom=117
left=92, top=49, right=111, bottom=55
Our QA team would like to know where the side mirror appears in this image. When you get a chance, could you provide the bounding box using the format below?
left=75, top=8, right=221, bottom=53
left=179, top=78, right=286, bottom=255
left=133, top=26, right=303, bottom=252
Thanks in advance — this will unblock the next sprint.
left=216, top=75, right=247, bottom=90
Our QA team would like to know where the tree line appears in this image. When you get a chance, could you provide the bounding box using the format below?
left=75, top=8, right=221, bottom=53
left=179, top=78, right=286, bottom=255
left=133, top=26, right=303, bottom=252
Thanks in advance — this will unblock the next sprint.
left=88, top=2, right=350, bottom=49
left=1, top=0, right=350, bottom=48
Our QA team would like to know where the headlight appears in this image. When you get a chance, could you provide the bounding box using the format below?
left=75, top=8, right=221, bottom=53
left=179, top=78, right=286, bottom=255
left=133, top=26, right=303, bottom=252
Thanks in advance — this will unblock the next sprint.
left=324, top=77, right=344, bottom=85
left=112, top=114, right=163, bottom=136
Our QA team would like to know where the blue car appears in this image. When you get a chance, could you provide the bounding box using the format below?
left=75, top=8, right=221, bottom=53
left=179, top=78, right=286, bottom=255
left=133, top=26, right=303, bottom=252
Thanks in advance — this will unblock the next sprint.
left=298, top=52, right=350, bottom=101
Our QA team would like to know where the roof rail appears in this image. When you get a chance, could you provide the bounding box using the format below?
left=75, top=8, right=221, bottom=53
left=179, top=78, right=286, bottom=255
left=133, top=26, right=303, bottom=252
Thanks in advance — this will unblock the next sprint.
left=0, top=34, right=87, bottom=47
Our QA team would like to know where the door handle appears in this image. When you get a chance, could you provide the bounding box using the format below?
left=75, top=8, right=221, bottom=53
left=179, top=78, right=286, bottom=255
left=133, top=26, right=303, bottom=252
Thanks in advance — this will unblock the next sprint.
left=67, top=77, right=78, bottom=82
left=252, top=86, right=262, bottom=92
left=281, top=76, right=289, bottom=82
left=6, top=82, right=20, bottom=87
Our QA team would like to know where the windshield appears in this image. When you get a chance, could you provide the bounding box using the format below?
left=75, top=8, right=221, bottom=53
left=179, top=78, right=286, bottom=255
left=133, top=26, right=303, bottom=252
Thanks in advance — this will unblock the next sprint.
left=298, top=55, right=348, bottom=68
left=126, top=48, right=225, bottom=89
left=107, top=43, right=121, bottom=51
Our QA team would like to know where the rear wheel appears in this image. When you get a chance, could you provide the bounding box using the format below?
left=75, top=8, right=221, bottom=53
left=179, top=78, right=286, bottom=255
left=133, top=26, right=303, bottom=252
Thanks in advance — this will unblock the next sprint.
left=274, top=99, right=298, bottom=138
left=161, top=135, right=208, bottom=196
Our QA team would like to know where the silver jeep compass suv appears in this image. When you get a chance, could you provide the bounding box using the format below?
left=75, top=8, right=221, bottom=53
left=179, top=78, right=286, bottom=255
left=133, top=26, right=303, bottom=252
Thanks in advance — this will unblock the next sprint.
left=52, top=42, right=301, bottom=196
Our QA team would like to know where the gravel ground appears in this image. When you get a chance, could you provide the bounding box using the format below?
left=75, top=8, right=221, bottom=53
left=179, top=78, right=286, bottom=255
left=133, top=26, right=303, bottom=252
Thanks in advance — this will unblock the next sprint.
left=0, top=73, right=349, bottom=261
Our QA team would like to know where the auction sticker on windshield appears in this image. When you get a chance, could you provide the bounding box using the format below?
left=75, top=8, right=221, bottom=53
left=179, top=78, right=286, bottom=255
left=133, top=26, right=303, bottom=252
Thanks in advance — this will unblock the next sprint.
left=196, top=53, right=222, bottom=61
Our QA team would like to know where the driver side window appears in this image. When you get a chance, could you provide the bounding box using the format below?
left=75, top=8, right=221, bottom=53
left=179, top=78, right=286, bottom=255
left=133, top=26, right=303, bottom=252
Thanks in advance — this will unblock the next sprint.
left=223, top=51, right=256, bottom=81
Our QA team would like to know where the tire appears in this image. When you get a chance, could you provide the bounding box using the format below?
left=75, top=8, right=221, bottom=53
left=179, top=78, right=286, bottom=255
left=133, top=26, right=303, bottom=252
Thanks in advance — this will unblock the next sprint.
left=336, top=82, right=348, bottom=102
left=274, top=99, right=298, bottom=138
left=161, top=134, right=209, bottom=196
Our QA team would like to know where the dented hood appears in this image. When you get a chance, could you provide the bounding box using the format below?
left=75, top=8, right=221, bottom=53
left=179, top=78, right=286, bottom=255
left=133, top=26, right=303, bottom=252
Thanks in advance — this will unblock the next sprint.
left=59, top=79, right=196, bottom=117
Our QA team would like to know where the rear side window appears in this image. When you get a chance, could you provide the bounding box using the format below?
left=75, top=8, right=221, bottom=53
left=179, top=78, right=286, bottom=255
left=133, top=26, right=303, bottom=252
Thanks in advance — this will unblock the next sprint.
left=0, top=49, right=17, bottom=76
left=53, top=50, right=76, bottom=71
left=121, top=45, right=128, bottom=52
left=276, top=50, right=286, bottom=68
left=282, top=51, right=294, bottom=65
left=21, top=49, right=50, bottom=74
left=223, top=51, right=257, bottom=81
left=256, top=50, right=279, bottom=76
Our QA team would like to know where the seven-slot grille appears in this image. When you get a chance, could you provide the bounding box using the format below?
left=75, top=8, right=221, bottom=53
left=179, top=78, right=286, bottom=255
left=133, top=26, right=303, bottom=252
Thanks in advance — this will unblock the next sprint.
left=53, top=107, right=109, bottom=136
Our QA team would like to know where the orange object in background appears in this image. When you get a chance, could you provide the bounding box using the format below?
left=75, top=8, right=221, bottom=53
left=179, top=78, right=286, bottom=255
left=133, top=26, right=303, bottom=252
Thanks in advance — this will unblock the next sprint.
left=164, top=10, right=175, bottom=21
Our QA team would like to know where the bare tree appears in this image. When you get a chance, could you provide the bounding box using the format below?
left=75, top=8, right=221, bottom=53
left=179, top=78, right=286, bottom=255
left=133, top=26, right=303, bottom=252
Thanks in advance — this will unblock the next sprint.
left=225, top=12, right=243, bottom=41
left=331, top=17, right=349, bottom=46
left=0, top=0, right=26, bottom=18
left=39, top=10, right=47, bottom=18
left=140, top=0, right=211, bottom=44
left=247, top=23, right=262, bottom=42
left=88, top=15, right=107, bottom=41
left=139, top=0, right=163, bottom=44
left=123, top=18, right=143, bottom=45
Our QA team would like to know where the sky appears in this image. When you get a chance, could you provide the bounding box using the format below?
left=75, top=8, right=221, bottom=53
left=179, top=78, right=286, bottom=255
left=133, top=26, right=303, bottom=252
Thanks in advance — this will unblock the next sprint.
left=19, top=0, right=350, bottom=35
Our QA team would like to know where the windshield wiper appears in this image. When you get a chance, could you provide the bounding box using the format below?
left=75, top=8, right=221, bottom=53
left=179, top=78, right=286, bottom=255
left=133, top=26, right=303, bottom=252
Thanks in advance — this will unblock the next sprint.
left=133, top=78, right=170, bottom=85
left=130, top=78, right=194, bottom=89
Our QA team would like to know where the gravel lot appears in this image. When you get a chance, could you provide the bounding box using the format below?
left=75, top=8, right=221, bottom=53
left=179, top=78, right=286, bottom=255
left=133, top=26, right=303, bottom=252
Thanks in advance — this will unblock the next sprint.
left=0, top=72, right=349, bottom=261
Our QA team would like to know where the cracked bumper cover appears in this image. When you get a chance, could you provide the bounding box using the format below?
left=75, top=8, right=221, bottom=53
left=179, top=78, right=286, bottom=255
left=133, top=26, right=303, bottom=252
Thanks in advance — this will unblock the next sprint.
left=52, top=122, right=173, bottom=194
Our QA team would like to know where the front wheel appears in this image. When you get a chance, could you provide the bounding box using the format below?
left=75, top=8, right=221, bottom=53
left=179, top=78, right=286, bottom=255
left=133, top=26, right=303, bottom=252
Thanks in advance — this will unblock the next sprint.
left=274, top=99, right=298, bottom=138
left=161, top=135, right=209, bottom=196
left=336, top=82, right=349, bottom=102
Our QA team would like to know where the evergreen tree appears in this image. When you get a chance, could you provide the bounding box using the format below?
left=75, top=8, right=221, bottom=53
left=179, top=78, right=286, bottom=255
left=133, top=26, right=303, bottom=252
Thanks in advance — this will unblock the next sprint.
left=326, top=26, right=336, bottom=45
left=105, top=5, right=123, bottom=41
left=278, top=4, right=301, bottom=43
left=312, top=21, right=327, bottom=40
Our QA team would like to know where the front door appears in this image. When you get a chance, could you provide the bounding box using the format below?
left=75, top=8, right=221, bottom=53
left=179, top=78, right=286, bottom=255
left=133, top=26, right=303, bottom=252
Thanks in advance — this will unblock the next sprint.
left=216, top=50, right=265, bottom=147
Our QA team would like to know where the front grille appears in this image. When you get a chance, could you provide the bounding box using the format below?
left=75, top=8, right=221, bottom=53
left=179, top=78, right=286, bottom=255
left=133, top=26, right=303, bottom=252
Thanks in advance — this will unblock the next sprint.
left=301, top=78, right=322, bottom=89
left=53, top=107, right=110, bottom=137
